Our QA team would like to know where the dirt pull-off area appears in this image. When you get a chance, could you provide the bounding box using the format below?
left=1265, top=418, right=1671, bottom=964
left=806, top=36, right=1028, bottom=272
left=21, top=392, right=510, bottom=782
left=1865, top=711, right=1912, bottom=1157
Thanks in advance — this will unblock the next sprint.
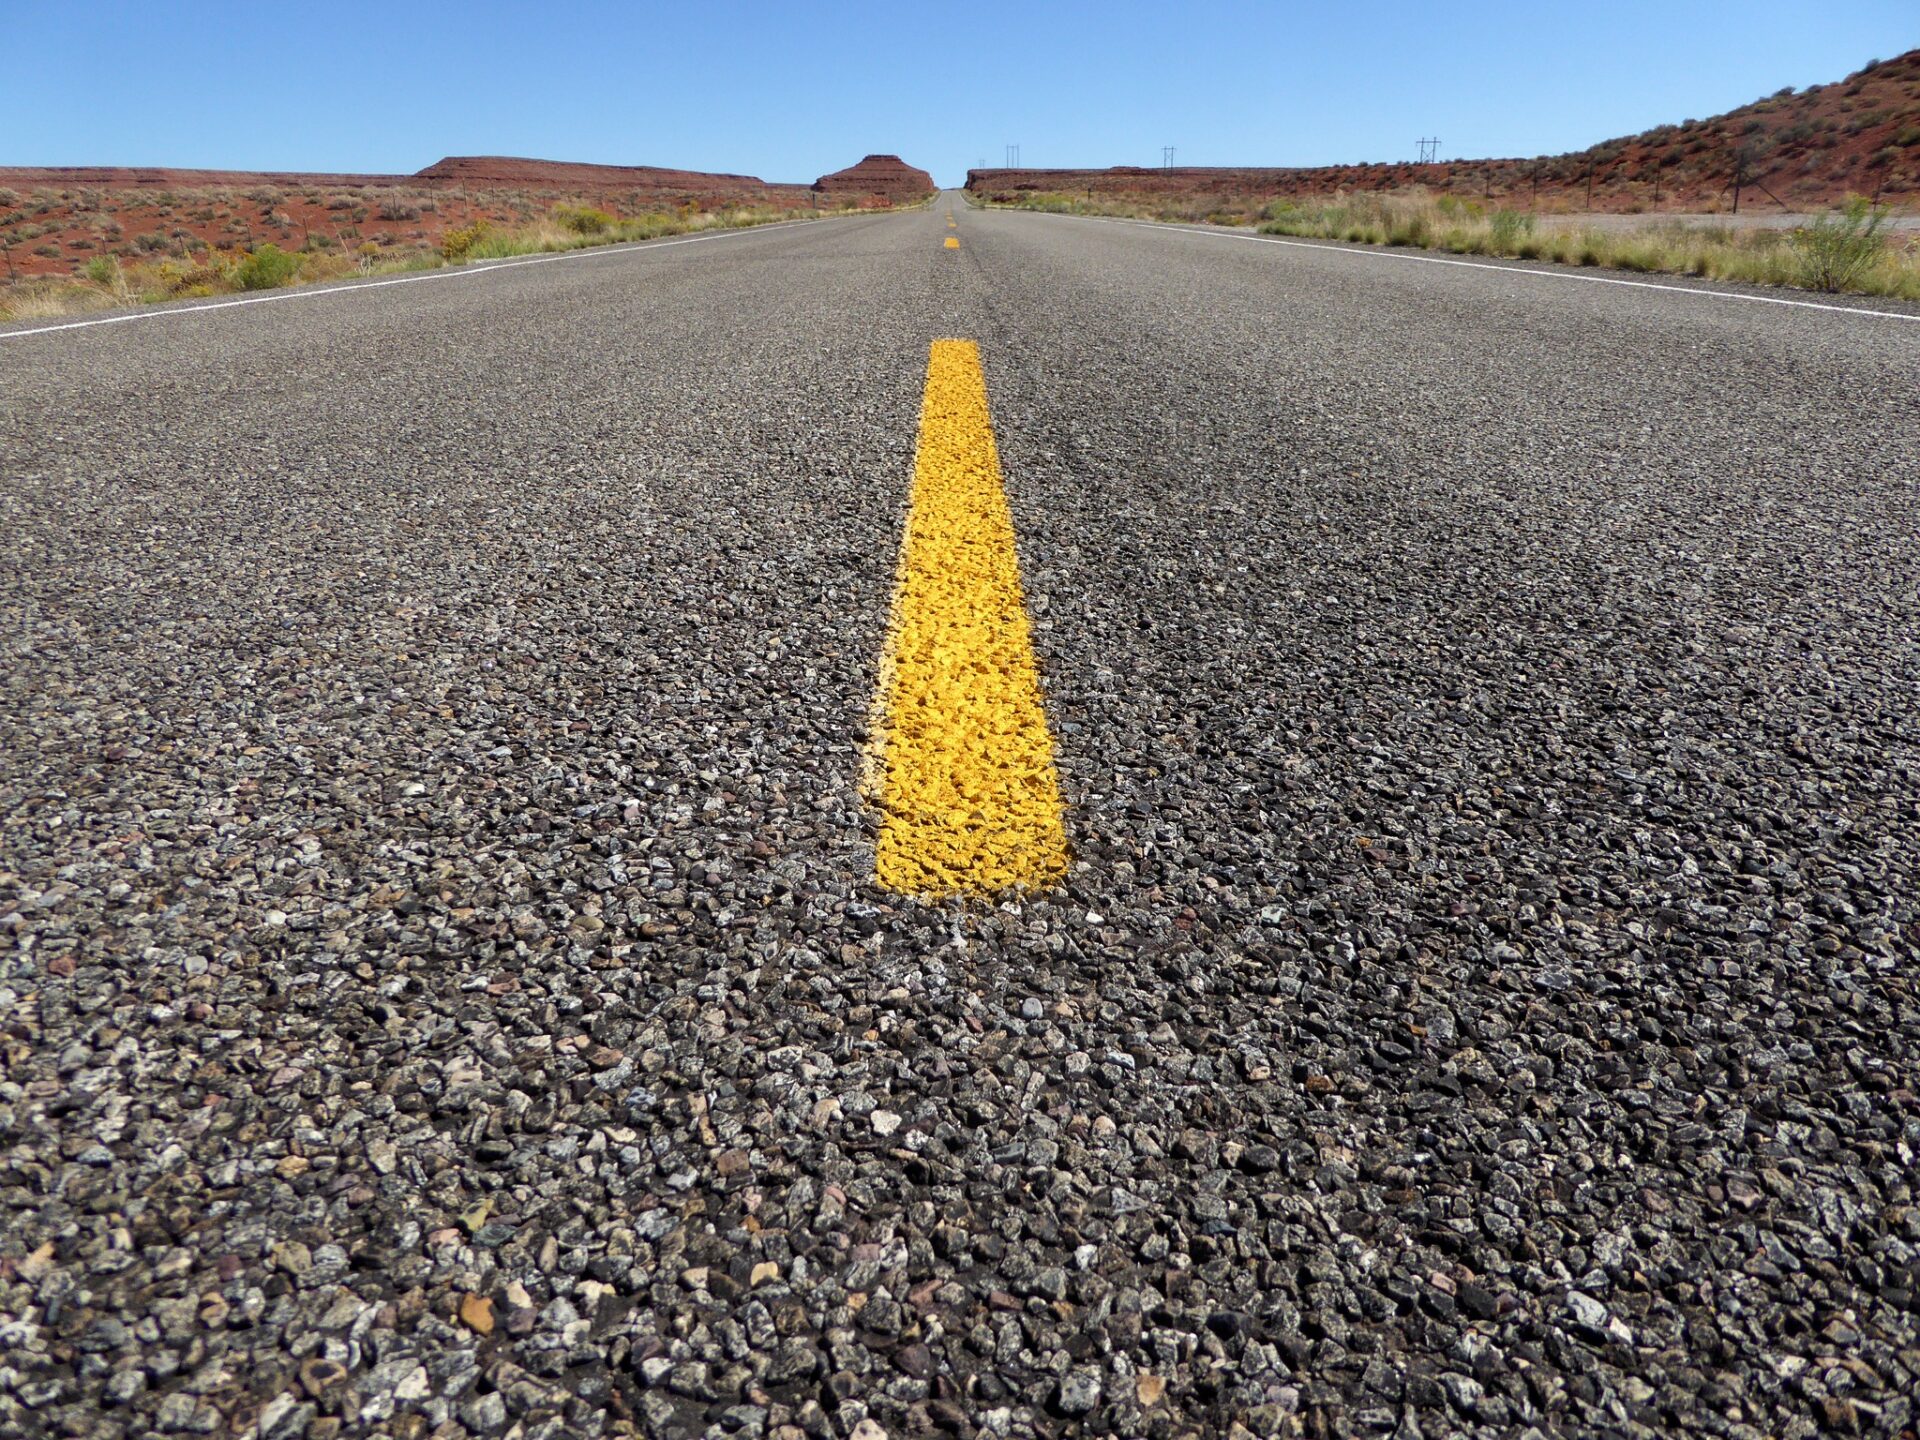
left=968, top=50, right=1920, bottom=215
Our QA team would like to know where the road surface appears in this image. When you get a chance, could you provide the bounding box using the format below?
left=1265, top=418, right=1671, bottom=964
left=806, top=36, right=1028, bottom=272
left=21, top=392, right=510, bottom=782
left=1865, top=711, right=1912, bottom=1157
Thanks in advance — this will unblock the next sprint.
left=3, top=195, right=1917, bottom=1439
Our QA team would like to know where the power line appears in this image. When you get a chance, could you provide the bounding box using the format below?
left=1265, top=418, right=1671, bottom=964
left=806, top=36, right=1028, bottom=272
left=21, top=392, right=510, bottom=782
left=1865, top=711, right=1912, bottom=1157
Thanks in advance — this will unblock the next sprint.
left=1417, top=136, right=1441, bottom=165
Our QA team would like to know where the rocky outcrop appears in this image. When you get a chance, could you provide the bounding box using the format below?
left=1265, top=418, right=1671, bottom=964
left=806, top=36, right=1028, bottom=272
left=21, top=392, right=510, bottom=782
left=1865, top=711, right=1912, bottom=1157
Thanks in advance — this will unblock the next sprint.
left=811, top=155, right=935, bottom=206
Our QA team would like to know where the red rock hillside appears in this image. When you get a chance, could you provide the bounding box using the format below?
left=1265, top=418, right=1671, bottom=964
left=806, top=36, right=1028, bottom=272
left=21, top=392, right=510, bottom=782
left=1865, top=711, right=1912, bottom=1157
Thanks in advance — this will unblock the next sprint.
left=812, top=155, right=935, bottom=207
left=966, top=50, right=1920, bottom=214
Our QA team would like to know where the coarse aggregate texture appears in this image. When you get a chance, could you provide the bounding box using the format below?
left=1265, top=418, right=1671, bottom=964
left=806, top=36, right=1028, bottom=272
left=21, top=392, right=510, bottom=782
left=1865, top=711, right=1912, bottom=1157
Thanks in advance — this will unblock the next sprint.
left=2, top=195, right=1919, bottom=1440
left=869, top=340, right=1067, bottom=900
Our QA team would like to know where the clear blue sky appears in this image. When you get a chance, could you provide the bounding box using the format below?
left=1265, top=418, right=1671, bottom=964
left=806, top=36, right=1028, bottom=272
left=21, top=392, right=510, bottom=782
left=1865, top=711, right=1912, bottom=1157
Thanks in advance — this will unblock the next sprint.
left=7, top=2, right=1914, bottom=186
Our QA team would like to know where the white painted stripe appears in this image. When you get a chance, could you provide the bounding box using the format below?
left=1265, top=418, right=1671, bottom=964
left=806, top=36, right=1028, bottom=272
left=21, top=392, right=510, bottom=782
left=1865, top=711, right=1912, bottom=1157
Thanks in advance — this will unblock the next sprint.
left=0, top=216, right=847, bottom=341
left=1077, top=215, right=1920, bottom=323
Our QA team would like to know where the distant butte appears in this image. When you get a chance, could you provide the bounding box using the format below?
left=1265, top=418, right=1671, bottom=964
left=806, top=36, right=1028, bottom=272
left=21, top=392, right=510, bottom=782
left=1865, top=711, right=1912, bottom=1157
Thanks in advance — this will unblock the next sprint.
left=812, top=155, right=936, bottom=206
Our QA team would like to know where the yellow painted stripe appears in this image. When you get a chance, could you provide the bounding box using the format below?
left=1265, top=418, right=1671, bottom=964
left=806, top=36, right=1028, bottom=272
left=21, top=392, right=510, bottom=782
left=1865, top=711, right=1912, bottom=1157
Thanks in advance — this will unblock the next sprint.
left=944, top=236, right=960, bottom=249
left=867, top=340, right=1067, bottom=898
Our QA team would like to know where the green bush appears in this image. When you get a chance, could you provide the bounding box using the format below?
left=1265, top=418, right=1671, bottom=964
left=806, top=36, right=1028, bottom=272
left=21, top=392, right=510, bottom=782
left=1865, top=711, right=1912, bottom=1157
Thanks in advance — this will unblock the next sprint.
left=556, top=205, right=616, bottom=235
left=1385, top=213, right=1431, bottom=247
left=234, top=242, right=301, bottom=290
left=439, top=221, right=489, bottom=261
left=1790, top=196, right=1890, bottom=292
left=1488, top=209, right=1534, bottom=252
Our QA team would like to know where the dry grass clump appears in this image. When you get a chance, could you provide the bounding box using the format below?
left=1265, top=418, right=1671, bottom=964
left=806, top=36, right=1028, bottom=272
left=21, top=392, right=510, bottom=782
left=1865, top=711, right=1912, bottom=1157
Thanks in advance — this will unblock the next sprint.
left=443, top=204, right=819, bottom=262
left=986, top=190, right=1919, bottom=300
left=1258, top=194, right=1918, bottom=299
left=0, top=240, right=429, bottom=323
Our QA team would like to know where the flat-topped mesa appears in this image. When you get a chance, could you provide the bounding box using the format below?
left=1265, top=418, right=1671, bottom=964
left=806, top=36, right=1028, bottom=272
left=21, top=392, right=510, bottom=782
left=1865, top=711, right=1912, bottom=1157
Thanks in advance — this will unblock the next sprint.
left=411, top=157, right=812, bottom=206
left=812, top=155, right=935, bottom=207
left=413, top=156, right=773, bottom=188
left=0, top=156, right=814, bottom=207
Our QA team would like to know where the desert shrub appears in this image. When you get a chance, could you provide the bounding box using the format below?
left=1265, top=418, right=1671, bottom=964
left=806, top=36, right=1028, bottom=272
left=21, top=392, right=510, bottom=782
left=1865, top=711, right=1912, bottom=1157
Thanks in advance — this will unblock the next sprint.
left=294, top=252, right=357, bottom=284
left=234, top=242, right=300, bottom=290
left=135, top=231, right=170, bottom=253
left=33, top=243, right=59, bottom=257
left=84, top=256, right=119, bottom=285
left=0, top=188, right=18, bottom=209
left=1896, top=126, right=1920, bottom=148
left=439, top=221, right=489, bottom=261
left=154, top=258, right=229, bottom=297
left=378, top=200, right=422, bottom=221
left=1487, top=210, right=1535, bottom=252
left=1385, top=212, right=1431, bottom=247
left=1790, top=196, right=1890, bottom=292
left=555, top=205, right=615, bottom=235
left=615, top=211, right=686, bottom=241
left=1609, top=241, right=1663, bottom=273
left=326, top=195, right=355, bottom=210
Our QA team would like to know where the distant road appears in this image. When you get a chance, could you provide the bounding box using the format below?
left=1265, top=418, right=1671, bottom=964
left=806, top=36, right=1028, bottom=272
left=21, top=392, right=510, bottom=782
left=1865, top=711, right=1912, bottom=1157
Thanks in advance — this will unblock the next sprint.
left=4, top=194, right=1917, bottom=1440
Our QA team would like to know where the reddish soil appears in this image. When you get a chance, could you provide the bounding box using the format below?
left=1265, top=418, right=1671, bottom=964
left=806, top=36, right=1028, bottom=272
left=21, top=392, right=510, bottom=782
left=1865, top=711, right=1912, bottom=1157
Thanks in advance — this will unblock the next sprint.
left=0, top=153, right=921, bottom=280
left=811, top=155, right=936, bottom=207
left=967, top=50, right=1920, bottom=215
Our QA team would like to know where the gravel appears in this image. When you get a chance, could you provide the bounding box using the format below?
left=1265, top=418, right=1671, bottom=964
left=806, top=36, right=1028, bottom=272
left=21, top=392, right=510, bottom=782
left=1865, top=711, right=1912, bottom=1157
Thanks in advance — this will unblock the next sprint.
left=2, top=196, right=1917, bottom=1440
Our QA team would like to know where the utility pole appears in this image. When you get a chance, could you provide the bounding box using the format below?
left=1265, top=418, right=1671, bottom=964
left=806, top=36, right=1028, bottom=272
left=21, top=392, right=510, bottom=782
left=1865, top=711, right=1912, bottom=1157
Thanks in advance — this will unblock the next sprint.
left=1162, top=145, right=1175, bottom=170
left=1417, top=137, right=1440, bottom=164
left=1005, top=144, right=1020, bottom=169
left=1586, top=159, right=1595, bottom=211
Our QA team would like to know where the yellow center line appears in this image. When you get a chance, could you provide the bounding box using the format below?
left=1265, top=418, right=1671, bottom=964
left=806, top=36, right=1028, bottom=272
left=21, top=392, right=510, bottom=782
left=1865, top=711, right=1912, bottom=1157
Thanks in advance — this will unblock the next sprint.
left=945, top=236, right=960, bottom=249
left=865, top=340, right=1068, bottom=898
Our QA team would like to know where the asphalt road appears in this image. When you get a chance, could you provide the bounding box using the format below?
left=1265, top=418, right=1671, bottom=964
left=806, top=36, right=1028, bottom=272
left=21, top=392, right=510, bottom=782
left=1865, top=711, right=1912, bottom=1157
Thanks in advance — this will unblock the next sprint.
left=3, top=194, right=1917, bottom=1440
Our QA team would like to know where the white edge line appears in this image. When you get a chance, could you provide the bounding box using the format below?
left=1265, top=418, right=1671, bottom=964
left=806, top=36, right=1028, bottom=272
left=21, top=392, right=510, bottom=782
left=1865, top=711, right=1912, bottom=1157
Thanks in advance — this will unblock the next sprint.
left=1062, top=214, right=1920, bottom=323
left=0, top=216, right=852, bottom=341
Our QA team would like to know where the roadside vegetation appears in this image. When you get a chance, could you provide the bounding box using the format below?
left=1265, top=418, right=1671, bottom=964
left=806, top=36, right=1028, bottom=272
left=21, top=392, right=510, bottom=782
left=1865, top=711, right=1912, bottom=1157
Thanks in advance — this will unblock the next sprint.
left=0, top=203, right=821, bottom=324
left=980, top=191, right=1920, bottom=300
